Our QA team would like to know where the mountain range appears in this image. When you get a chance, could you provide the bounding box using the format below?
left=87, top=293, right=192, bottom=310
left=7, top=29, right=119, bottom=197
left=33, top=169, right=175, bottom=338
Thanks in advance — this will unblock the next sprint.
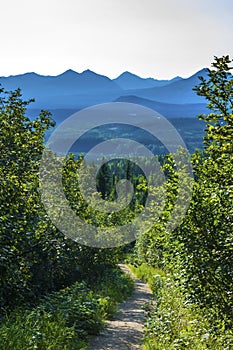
left=0, top=68, right=209, bottom=122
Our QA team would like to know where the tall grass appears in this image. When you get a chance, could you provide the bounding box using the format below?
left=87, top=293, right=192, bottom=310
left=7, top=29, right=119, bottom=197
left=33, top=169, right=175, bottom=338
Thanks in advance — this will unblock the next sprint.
left=0, top=309, right=86, bottom=350
left=0, top=266, right=135, bottom=350
left=129, top=264, right=233, bottom=350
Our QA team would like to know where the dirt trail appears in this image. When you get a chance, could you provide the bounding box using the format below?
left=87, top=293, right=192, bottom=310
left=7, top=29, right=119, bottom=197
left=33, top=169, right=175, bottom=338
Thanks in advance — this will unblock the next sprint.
left=88, top=264, right=154, bottom=350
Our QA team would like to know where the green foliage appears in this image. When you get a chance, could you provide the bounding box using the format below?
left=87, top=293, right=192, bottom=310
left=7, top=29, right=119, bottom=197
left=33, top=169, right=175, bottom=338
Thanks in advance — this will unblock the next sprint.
left=176, top=56, right=233, bottom=321
left=0, top=267, right=135, bottom=349
left=92, top=266, right=135, bottom=318
left=128, top=149, right=192, bottom=272
left=0, top=310, right=86, bottom=350
left=0, top=280, right=103, bottom=349
left=130, top=265, right=233, bottom=350
left=40, top=282, right=104, bottom=337
left=144, top=276, right=233, bottom=350
left=127, top=264, right=165, bottom=294
left=0, top=87, right=64, bottom=309
left=0, top=87, right=125, bottom=313
left=128, top=56, right=233, bottom=346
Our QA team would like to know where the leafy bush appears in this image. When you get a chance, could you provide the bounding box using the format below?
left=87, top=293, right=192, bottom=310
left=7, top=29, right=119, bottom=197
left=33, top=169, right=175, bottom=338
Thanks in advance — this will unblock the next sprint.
left=0, top=281, right=103, bottom=349
left=175, top=56, right=233, bottom=322
left=145, top=275, right=233, bottom=350
left=0, top=309, right=86, bottom=350
left=92, top=266, right=135, bottom=317
left=127, top=263, right=166, bottom=296
left=128, top=57, right=233, bottom=345
left=0, top=267, right=135, bottom=349
left=130, top=264, right=233, bottom=350
left=0, top=87, right=125, bottom=313
left=39, top=281, right=104, bottom=337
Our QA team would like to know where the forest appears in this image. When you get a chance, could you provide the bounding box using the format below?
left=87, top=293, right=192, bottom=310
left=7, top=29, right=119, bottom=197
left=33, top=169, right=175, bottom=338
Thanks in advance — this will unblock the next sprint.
left=0, top=56, right=232, bottom=349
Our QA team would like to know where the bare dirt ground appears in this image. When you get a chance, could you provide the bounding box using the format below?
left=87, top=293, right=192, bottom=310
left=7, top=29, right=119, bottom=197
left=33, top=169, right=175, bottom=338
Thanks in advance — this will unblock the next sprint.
left=88, top=264, right=154, bottom=350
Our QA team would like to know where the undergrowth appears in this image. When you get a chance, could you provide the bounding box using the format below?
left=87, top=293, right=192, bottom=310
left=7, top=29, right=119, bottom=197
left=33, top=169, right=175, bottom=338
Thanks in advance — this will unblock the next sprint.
left=0, top=266, right=134, bottom=350
left=128, top=264, right=233, bottom=350
left=93, top=266, right=135, bottom=318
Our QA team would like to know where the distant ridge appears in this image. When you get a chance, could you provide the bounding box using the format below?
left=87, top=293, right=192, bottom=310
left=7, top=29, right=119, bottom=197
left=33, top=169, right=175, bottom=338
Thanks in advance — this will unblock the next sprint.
left=125, top=68, right=209, bottom=104
left=113, top=71, right=182, bottom=90
left=114, top=95, right=208, bottom=118
left=0, top=68, right=208, bottom=114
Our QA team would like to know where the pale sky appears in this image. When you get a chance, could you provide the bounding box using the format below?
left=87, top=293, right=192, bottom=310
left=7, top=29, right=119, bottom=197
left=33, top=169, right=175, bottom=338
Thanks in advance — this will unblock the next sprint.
left=1, top=0, right=233, bottom=79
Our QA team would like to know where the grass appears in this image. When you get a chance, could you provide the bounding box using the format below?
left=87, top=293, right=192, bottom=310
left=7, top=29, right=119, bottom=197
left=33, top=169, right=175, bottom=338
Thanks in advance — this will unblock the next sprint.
left=0, top=266, right=135, bottom=350
left=127, top=263, right=165, bottom=292
left=0, top=309, right=86, bottom=350
left=92, top=266, right=135, bottom=318
left=128, top=263, right=233, bottom=350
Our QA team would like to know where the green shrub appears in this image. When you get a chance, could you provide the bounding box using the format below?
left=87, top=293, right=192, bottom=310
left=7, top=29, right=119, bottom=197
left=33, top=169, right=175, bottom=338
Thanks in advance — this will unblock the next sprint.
left=129, top=264, right=233, bottom=350
left=127, top=263, right=165, bottom=293
left=0, top=281, right=103, bottom=349
left=0, top=309, right=86, bottom=350
left=40, top=281, right=103, bottom=337
left=93, top=267, right=135, bottom=318
left=0, top=267, right=135, bottom=349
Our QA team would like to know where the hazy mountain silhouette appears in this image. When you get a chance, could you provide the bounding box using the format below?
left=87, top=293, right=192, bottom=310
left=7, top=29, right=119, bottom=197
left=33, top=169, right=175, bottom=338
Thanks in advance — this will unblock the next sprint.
left=0, top=69, right=122, bottom=108
left=113, top=71, right=182, bottom=90
left=115, top=95, right=208, bottom=118
left=0, top=68, right=209, bottom=117
left=126, top=69, right=209, bottom=104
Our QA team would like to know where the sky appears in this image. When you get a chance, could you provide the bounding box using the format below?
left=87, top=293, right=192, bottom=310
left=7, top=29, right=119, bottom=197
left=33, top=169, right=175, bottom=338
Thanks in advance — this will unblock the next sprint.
left=1, top=0, right=233, bottom=79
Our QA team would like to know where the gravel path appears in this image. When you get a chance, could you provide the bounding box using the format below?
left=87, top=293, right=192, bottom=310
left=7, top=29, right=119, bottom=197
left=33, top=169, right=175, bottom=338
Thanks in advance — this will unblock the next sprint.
left=88, top=264, right=154, bottom=350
